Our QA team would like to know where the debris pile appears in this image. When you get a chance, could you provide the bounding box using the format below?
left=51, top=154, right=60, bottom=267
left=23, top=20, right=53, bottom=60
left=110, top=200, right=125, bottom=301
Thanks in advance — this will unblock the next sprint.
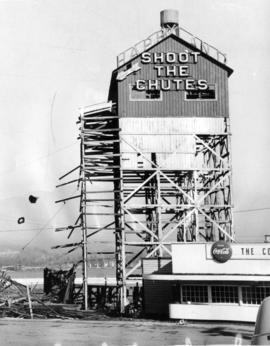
left=0, top=269, right=143, bottom=319
left=44, top=266, right=76, bottom=303
left=0, top=270, right=63, bottom=318
left=0, top=269, right=101, bottom=319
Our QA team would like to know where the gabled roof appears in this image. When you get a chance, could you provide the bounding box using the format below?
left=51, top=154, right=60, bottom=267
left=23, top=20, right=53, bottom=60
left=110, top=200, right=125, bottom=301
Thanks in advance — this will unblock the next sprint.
left=114, top=33, right=233, bottom=77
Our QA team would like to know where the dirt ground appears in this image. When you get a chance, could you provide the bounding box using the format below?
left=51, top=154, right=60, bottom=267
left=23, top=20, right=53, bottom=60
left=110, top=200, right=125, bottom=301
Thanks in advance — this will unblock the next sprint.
left=0, top=318, right=254, bottom=346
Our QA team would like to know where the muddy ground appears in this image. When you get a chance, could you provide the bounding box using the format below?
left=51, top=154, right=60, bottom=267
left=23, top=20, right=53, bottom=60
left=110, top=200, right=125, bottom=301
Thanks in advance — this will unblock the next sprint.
left=0, top=318, right=254, bottom=345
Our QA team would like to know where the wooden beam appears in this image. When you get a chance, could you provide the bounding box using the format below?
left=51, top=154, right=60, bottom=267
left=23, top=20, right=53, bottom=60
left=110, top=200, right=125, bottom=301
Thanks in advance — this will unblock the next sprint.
left=59, top=165, right=80, bottom=181
left=55, top=195, right=81, bottom=203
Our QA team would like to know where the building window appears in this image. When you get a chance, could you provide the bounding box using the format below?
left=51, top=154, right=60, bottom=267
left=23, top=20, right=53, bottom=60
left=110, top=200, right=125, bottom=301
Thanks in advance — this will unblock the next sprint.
left=130, top=85, right=162, bottom=101
left=185, top=84, right=216, bottom=100
left=211, top=285, right=238, bottom=303
left=182, top=285, right=208, bottom=303
left=126, top=62, right=132, bottom=70
left=242, top=286, right=270, bottom=305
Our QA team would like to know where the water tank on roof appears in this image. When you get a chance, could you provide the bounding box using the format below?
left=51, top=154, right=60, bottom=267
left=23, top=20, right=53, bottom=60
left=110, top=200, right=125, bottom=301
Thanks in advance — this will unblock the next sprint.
left=160, top=9, right=179, bottom=29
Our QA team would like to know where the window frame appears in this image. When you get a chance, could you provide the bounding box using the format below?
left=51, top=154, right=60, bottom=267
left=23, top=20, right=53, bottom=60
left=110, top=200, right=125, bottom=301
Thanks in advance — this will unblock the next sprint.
left=241, top=285, right=270, bottom=305
left=178, top=283, right=270, bottom=306
left=181, top=284, right=209, bottom=304
left=179, top=283, right=241, bottom=305
left=129, top=84, right=163, bottom=102
left=184, top=83, right=217, bottom=101
left=211, top=285, right=239, bottom=304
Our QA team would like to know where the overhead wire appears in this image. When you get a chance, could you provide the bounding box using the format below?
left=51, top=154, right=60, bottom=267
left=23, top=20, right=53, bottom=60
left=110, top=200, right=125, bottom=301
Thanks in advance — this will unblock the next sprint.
left=0, top=141, right=78, bottom=178
left=234, top=207, right=270, bottom=214
left=0, top=205, right=269, bottom=231
left=21, top=183, right=80, bottom=250
left=0, top=207, right=268, bottom=235
left=0, top=216, right=44, bottom=226
left=21, top=204, right=66, bottom=251
left=0, top=228, right=55, bottom=232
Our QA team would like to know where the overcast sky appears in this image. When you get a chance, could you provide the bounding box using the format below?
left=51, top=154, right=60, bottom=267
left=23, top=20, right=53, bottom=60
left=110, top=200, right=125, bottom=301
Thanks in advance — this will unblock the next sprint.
left=0, top=0, right=269, bottom=252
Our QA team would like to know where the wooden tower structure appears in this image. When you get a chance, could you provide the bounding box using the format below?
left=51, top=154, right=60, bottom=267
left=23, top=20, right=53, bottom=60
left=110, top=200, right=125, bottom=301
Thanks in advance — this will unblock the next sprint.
left=57, top=9, right=234, bottom=312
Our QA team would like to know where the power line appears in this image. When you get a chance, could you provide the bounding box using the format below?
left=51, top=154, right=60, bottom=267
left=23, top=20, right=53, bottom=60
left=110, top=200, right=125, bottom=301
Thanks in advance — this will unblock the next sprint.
left=0, top=212, right=45, bottom=223
left=234, top=207, right=270, bottom=214
left=0, top=141, right=78, bottom=178
left=21, top=183, right=79, bottom=250
left=21, top=204, right=65, bottom=251
left=0, top=217, right=43, bottom=226
left=0, top=228, right=55, bottom=232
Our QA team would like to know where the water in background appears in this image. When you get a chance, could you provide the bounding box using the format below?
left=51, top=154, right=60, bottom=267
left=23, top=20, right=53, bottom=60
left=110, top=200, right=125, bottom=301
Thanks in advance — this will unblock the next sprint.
left=9, top=267, right=116, bottom=279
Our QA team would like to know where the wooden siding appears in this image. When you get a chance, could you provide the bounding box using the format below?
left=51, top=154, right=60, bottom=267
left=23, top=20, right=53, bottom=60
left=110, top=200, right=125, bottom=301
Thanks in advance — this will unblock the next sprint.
left=142, top=258, right=172, bottom=275
left=143, top=279, right=174, bottom=316
left=120, top=117, right=226, bottom=134
left=120, top=117, right=226, bottom=170
left=117, top=36, right=229, bottom=118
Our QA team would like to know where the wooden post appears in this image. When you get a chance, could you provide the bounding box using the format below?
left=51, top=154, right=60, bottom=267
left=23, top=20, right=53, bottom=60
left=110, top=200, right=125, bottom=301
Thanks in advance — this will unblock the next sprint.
left=82, top=144, right=88, bottom=311
left=157, top=169, right=163, bottom=256
left=194, top=170, right=199, bottom=241
left=26, top=285, right=33, bottom=319
left=119, top=167, right=127, bottom=314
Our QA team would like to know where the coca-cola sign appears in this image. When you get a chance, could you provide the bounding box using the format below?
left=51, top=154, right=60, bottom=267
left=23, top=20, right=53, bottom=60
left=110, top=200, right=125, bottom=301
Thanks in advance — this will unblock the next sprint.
left=211, top=241, right=232, bottom=263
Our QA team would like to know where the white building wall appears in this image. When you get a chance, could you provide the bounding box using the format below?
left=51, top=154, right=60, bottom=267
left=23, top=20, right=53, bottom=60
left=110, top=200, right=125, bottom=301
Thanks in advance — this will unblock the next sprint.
left=172, top=243, right=270, bottom=275
left=170, top=303, right=259, bottom=323
left=120, top=117, right=225, bottom=170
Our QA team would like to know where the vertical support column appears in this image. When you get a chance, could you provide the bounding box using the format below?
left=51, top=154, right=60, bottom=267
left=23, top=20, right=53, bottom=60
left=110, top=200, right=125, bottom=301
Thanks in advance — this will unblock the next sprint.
left=114, top=132, right=127, bottom=314
left=81, top=128, right=88, bottom=311
left=26, top=285, right=33, bottom=319
left=226, top=119, right=235, bottom=240
left=238, top=285, right=243, bottom=306
left=119, top=168, right=127, bottom=313
left=157, top=169, right=163, bottom=256
left=208, top=285, right=212, bottom=303
left=194, top=170, right=199, bottom=241
left=82, top=199, right=88, bottom=309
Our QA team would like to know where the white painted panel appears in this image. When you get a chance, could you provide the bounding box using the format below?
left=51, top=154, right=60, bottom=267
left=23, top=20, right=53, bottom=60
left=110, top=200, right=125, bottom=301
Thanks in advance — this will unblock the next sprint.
left=120, top=117, right=225, bottom=169
left=121, top=134, right=195, bottom=153
left=157, top=153, right=195, bottom=169
left=121, top=152, right=152, bottom=169
left=121, top=152, right=197, bottom=170
left=172, top=243, right=270, bottom=275
left=206, top=243, right=270, bottom=259
left=120, top=133, right=196, bottom=169
left=169, top=303, right=258, bottom=322
left=120, top=117, right=225, bottom=135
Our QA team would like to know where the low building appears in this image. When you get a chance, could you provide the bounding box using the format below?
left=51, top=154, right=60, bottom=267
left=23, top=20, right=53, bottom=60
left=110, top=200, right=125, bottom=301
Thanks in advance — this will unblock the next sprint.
left=143, top=242, right=270, bottom=322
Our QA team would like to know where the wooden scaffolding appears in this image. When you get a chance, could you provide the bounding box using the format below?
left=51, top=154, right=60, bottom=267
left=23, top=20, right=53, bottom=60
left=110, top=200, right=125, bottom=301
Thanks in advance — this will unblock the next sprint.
left=115, top=117, right=234, bottom=312
left=56, top=101, right=234, bottom=312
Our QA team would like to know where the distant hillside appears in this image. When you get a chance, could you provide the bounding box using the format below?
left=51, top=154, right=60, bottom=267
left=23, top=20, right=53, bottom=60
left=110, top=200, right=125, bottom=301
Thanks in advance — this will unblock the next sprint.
left=0, top=247, right=115, bottom=267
